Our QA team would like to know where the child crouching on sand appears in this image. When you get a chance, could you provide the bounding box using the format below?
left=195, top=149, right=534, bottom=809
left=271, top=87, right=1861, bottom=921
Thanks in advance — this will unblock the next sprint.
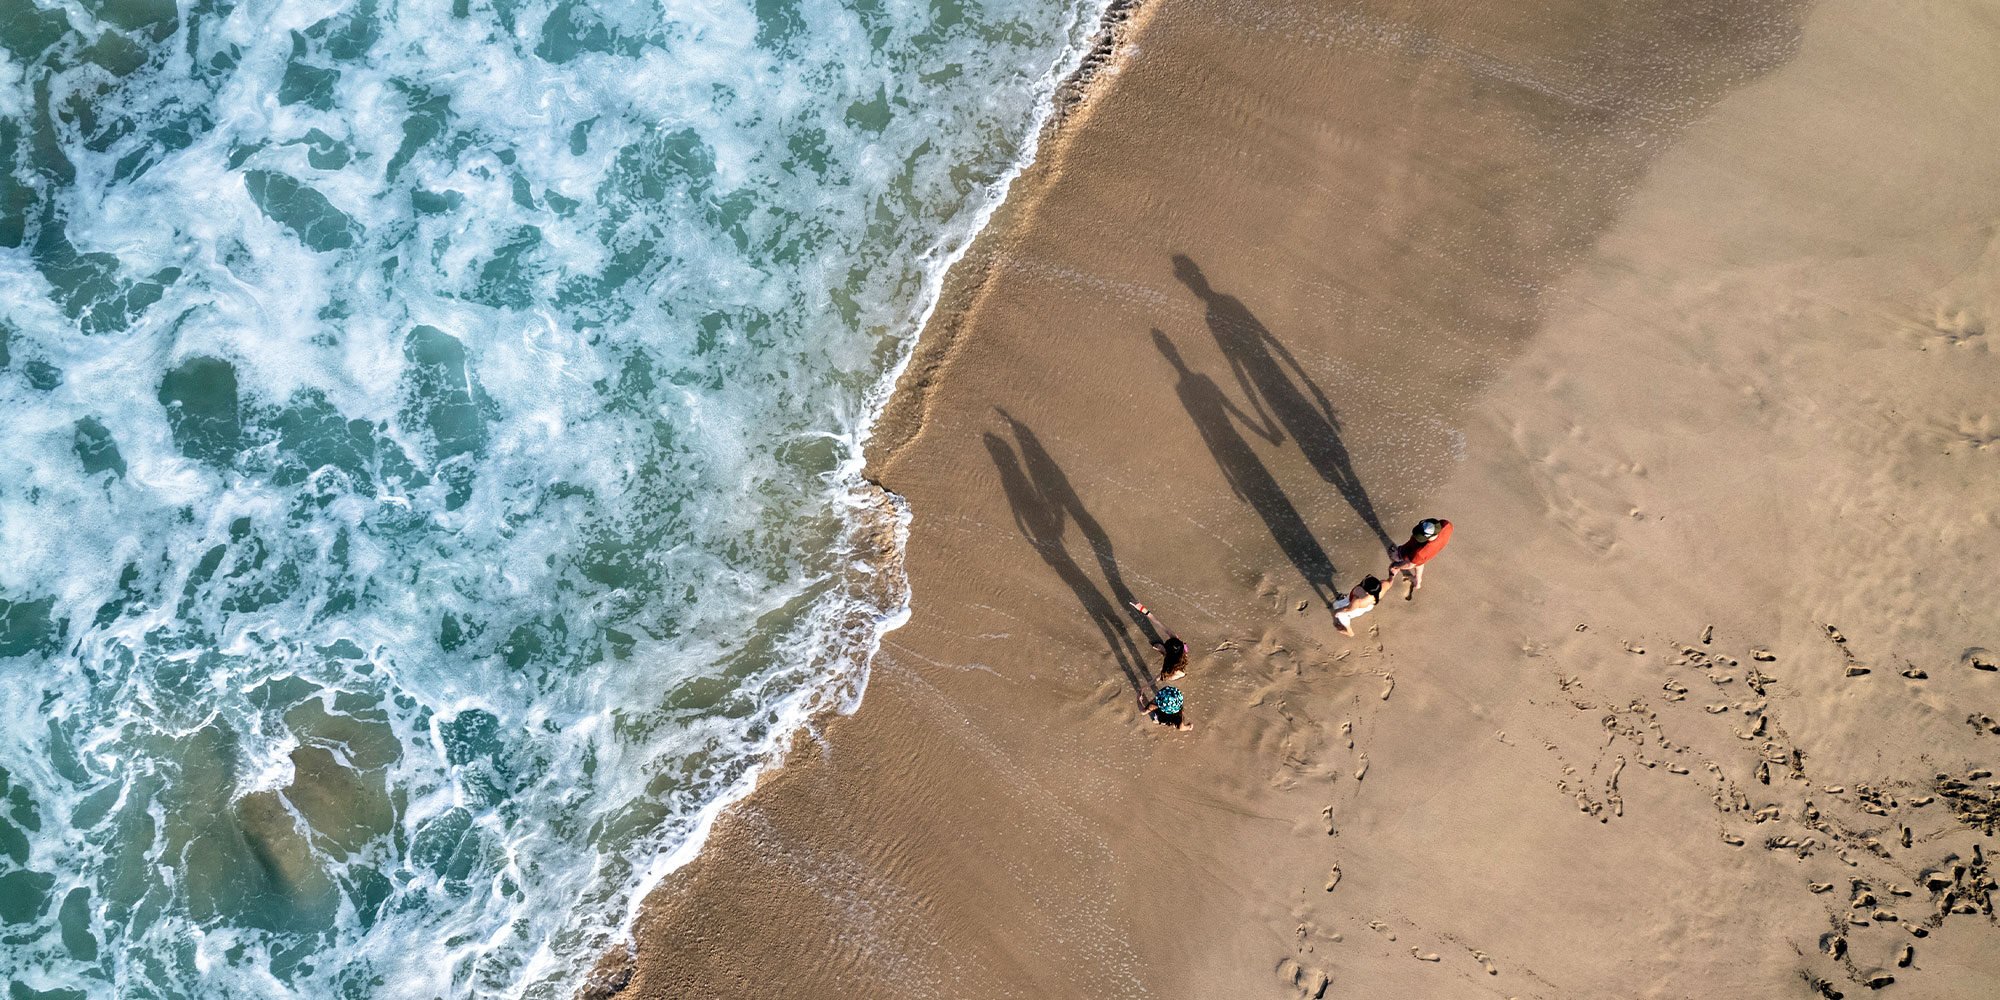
left=1141, top=684, right=1192, bottom=730
left=1128, top=600, right=1193, bottom=730
left=1332, top=575, right=1383, bottom=636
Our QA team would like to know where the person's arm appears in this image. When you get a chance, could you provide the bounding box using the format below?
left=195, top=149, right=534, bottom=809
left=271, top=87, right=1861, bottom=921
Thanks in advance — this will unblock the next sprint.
left=1385, top=542, right=1411, bottom=576
left=1128, top=602, right=1179, bottom=646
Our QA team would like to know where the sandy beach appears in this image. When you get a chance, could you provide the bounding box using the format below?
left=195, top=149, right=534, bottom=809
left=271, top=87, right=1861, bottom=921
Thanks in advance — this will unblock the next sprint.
left=597, top=1, right=2000, bottom=996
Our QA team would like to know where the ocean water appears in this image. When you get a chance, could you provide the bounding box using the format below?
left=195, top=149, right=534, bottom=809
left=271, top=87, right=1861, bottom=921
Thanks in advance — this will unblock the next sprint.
left=0, top=0, right=1100, bottom=995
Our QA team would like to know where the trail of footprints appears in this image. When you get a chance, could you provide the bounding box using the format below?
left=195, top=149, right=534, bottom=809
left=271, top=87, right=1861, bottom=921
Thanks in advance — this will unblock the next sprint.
left=1811, top=847, right=1998, bottom=996
left=1280, top=619, right=1993, bottom=997
left=1544, top=622, right=1999, bottom=995
left=1282, top=704, right=1507, bottom=995
left=1279, top=661, right=1540, bottom=990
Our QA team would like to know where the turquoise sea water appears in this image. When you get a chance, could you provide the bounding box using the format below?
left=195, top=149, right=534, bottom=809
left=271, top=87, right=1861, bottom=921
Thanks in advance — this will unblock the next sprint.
left=0, top=0, right=1098, bottom=995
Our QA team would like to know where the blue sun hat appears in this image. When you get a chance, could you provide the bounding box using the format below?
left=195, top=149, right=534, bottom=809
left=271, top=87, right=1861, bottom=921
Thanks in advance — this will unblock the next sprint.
left=1155, top=686, right=1185, bottom=715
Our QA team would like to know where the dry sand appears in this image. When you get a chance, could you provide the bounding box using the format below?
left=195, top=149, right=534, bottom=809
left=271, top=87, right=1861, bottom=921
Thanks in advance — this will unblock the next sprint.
left=594, top=0, right=2000, bottom=996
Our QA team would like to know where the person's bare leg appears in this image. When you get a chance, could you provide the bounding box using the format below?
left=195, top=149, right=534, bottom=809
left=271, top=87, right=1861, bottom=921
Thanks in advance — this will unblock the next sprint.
left=1404, top=564, right=1424, bottom=600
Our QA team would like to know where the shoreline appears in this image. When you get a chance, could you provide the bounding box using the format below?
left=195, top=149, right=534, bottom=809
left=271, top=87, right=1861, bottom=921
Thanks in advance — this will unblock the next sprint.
left=862, top=1, right=1161, bottom=476
left=601, top=1, right=2000, bottom=997
left=586, top=0, right=1132, bottom=987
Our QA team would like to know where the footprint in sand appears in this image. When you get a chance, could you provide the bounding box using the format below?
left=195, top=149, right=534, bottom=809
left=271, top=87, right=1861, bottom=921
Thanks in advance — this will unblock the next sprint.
left=1471, top=949, right=1499, bottom=976
left=1320, top=804, right=1337, bottom=836
left=1898, top=944, right=1915, bottom=968
left=1751, top=648, right=1777, bottom=662
left=1274, top=958, right=1330, bottom=999
left=1409, top=947, right=1440, bottom=962
left=1963, top=647, right=1997, bottom=672
left=1923, top=304, right=1988, bottom=347
left=1354, top=755, right=1369, bottom=781
left=1825, top=624, right=1847, bottom=644
left=1942, top=412, right=2000, bottom=451
left=1324, top=865, right=1341, bottom=891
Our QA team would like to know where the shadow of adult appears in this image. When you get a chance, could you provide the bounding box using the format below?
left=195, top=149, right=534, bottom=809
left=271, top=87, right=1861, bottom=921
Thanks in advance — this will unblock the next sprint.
left=1153, top=330, right=1338, bottom=604
left=984, top=419, right=1148, bottom=701
left=995, top=409, right=1140, bottom=612
left=1172, top=254, right=1393, bottom=550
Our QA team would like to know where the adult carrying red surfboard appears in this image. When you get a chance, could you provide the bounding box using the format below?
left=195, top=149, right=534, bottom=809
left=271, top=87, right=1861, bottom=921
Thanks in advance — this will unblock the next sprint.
left=1386, top=518, right=1453, bottom=601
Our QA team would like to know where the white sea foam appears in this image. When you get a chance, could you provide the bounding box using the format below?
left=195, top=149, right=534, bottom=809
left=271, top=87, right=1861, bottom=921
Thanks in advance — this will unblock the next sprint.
left=0, top=0, right=1108, bottom=996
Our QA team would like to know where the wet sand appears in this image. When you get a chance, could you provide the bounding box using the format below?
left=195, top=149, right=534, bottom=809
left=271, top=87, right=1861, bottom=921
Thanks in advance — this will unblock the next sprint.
left=597, top=0, right=2000, bottom=996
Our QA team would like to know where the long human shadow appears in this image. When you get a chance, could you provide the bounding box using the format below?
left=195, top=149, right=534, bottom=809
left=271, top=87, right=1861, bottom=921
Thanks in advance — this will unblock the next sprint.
left=1172, top=254, right=1393, bottom=550
left=995, top=409, right=1140, bottom=610
left=1154, top=330, right=1338, bottom=604
left=984, top=416, right=1148, bottom=701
